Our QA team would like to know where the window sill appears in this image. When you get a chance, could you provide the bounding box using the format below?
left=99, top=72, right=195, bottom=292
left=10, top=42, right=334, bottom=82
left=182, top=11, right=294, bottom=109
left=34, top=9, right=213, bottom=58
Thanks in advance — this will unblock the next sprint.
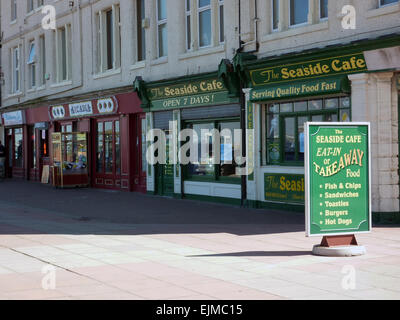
left=36, top=85, right=46, bottom=91
left=50, top=80, right=73, bottom=88
left=151, top=56, right=168, bottom=66
left=27, top=88, right=36, bottom=93
left=25, top=11, right=35, bottom=18
left=93, top=68, right=121, bottom=80
left=7, top=92, right=23, bottom=99
left=10, top=20, right=17, bottom=25
left=366, top=3, right=400, bottom=19
left=261, top=21, right=329, bottom=43
left=130, top=61, right=146, bottom=71
left=184, top=177, right=241, bottom=185
left=178, top=44, right=225, bottom=61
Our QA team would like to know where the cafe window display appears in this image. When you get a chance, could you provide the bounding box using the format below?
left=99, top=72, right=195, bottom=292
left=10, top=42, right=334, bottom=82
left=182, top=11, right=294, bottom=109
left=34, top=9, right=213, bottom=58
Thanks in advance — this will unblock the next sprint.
left=184, top=119, right=241, bottom=183
left=52, top=132, right=89, bottom=188
left=265, top=96, right=351, bottom=165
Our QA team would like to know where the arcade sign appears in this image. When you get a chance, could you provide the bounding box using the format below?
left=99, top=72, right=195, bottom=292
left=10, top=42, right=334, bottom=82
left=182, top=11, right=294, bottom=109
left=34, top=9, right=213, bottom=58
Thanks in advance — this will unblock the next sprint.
left=49, top=97, right=118, bottom=120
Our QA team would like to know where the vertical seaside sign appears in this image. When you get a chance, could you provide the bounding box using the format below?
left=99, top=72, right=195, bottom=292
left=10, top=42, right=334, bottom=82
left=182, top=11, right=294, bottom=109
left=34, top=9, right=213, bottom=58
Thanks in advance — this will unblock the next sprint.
left=305, top=123, right=371, bottom=237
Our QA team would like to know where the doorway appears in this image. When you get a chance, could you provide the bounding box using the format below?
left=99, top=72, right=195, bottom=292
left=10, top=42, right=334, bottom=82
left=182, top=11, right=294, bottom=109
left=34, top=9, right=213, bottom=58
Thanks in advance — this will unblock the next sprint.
left=155, top=130, right=174, bottom=197
left=93, top=118, right=121, bottom=189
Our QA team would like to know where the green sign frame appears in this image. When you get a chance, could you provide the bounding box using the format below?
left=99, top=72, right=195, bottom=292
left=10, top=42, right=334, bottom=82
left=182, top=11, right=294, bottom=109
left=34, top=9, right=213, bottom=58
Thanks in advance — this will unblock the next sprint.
left=305, top=122, right=371, bottom=237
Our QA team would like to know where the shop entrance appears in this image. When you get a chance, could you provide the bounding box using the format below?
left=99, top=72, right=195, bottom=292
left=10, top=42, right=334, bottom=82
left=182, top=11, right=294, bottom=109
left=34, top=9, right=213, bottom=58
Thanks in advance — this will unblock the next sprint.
left=93, top=118, right=122, bottom=189
left=155, top=132, right=174, bottom=197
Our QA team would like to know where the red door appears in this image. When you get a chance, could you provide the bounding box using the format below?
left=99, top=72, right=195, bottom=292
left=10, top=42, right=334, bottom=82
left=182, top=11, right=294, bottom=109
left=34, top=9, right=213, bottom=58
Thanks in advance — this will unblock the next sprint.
left=132, top=114, right=146, bottom=193
left=93, top=118, right=122, bottom=189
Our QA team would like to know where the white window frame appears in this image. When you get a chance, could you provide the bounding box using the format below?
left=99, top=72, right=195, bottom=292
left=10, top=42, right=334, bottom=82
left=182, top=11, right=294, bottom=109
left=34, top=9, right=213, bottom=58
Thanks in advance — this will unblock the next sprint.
left=27, top=40, right=36, bottom=89
left=379, top=0, right=399, bottom=7
left=97, top=5, right=121, bottom=73
left=11, top=46, right=21, bottom=93
left=271, top=0, right=279, bottom=31
left=218, top=0, right=224, bottom=43
left=156, top=0, right=168, bottom=58
left=198, top=0, right=212, bottom=48
left=289, top=0, right=309, bottom=27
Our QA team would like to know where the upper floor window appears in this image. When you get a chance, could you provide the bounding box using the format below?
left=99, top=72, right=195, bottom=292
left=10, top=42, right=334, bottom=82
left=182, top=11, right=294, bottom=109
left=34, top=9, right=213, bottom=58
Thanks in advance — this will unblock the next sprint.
left=320, top=0, right=328, bottom=19
left=11, top=0, right=17, bottom=21
left=198, top=0, right=212, bottom=47
left=379, top=0, right=398, bottom=6
left=11, top=46, right=21, bottom=93
left=157, top=0, right=168, bottom=57
left=27, top=40, right=36, bottom=89
left=39, top=35, right=46, bottom=86
left=271, top=0, right=279, bottom=31
left=185, top=0, right=224, bottom=51
left=97, top=5, right=121, bottom=72
left=218, top=0, right=224, bottom=43
left=55, top=25, right=72, bottom=82
left=136, top=0, right=146, bottom=61
left=27, top=0, right=34, bottom=13
left=289, top=0, right=309, bottom=26
left=37, top=0, right=44, bottom=7
left=185, top=0, right=191, bottom=50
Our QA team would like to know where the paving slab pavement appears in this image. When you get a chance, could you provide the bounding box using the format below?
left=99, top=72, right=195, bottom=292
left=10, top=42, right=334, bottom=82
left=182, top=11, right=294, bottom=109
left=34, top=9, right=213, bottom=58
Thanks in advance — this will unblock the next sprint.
left=0, top=180, right=399, bottom=300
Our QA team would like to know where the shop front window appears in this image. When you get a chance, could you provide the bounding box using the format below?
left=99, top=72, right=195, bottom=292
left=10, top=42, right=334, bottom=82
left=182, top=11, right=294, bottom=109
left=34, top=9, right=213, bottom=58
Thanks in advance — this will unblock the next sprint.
left=14, top=128, right=23, bottom=168
left=104, top=121, right=113, bottom=174
left=265, top=96, right=351, bottom=165
left=185, top=119, right=241, bottom=182
left=115, top=121, right=121, bottom=175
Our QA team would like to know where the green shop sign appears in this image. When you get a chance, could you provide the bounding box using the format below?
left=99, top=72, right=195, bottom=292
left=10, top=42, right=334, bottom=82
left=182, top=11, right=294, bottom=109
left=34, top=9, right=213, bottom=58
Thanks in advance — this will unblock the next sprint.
left=134, top=75, right=239, bottom=111
left=305, top=123, right=371, bottom=237
left=150, top=91, right=236, bottom=111
left=148, top=78, right=225, bottom=100
left=250, top=76, right=350, bottom=102
left=250, top=53, right=367, bottom=87
left=264, top=173, right=305, bottom=204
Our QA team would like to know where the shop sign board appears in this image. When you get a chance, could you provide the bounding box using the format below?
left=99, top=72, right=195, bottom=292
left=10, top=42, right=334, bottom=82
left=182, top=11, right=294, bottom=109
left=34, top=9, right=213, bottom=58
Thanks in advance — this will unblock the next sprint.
left=150, top=91, right=236, bottom=111
left=264, top=173, right=305, bottom=204
left=148, top=78, right=226, bottom=100
left=69, top=101, right=93, bottom=117
left=49, top=97, right=118, bottom=120
left=2, top=110, right=25, bottom=126
left=305, top=123, right=371, bottom=237
left=250, top=77, right=350, bottom=102
left=250, top=53, right=367, bottom=87
left=146, top=77, right=238, bottom=111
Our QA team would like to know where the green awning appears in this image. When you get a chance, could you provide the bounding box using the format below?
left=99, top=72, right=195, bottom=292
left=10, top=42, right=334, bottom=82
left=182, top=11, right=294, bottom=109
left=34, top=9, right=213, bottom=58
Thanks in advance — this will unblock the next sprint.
left=249, top=76, right=350, bottom=102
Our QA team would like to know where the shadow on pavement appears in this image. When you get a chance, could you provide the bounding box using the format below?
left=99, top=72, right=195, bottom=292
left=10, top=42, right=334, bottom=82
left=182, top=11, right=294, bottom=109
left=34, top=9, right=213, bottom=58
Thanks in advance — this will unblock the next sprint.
left=188, top=251, right=312, bottom=257
left=0, top=180, right=305, bottom=236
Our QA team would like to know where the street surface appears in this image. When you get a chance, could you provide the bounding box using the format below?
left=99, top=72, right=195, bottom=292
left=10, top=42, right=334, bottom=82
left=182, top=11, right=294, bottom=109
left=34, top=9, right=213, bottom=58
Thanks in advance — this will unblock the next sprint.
left=0, top=180, right=399, bottom=300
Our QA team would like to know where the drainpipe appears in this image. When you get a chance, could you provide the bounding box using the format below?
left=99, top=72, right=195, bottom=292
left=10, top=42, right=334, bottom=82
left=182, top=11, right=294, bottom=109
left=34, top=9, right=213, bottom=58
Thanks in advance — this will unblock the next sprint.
left=238, top=0, right=259, bottom=207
